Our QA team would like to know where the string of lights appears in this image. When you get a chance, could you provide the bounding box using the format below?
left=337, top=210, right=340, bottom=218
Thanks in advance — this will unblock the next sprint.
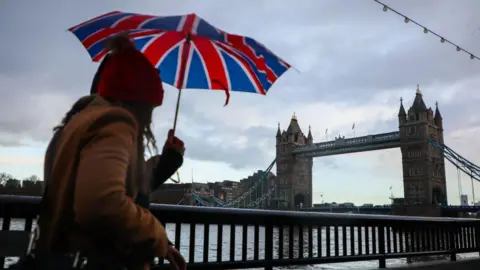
left=373, top=0, right=479, bottom=61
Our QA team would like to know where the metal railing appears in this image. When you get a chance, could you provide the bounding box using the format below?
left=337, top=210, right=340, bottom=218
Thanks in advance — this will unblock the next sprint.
left=1, top=195, right=480, bottom=269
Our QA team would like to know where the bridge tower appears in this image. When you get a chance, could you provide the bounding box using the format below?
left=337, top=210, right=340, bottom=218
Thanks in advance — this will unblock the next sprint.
left=398, top=86, right=447, bottom=216
left=275, top=114, right=313, bottom=210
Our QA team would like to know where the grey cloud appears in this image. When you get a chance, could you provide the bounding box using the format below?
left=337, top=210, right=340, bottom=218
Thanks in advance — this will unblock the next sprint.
left=175, top=124, right=276, bottom=169
left=261, top=1, right=480, bottom=104
left=0, top=135, right=27, bottom=147
left=316, top=157, right=341, bottom=170
left=149, top=90, right=279, bottom=169
left=0, top=74, right=79, bottom=144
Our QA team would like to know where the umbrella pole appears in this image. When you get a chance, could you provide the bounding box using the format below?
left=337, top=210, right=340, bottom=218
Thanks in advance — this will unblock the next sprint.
left=172, top=35, right=191, bottom=135
left=172, top=89, right=182, bottom=133
left=170, top=89, right=183, bottom=184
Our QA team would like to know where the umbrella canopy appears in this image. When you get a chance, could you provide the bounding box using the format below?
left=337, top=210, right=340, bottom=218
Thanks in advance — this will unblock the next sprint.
left=69, top=11, right=291, bottom=100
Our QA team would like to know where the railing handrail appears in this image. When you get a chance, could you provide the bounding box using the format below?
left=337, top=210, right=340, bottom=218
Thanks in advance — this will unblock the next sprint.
left=306, top=205, right=480, bottom=209
left=2, top=195, right=478, bottom=223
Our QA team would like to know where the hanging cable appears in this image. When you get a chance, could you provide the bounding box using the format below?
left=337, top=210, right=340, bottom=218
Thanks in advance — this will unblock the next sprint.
left=373, top=0, right=479, bottom=61
left=470, top=170, right=476, bottom=205
left=457, top=167, right=463, bottom=204
left=428, top=139, right=480, bottom=181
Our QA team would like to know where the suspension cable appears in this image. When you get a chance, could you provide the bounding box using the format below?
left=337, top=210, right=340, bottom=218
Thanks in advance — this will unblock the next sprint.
left=470, top=170, right=476, bottom=205
left=457, top=167, right=463, bottom=204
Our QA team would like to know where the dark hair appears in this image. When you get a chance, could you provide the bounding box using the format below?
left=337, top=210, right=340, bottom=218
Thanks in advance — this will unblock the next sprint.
left=53, top=96, right=158, bottom=156
left=105, top=32, right=135, bottom=53
left=120, top=101, right=158, bottom=156
left=53, top=95, right=96, bottom=132
left=143, top=123, right=158, bottom=156
left=102, top=97, right=158, bottom=155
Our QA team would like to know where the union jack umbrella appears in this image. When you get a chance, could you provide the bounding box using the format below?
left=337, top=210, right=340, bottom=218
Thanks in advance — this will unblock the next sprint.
left=69, top=11, right=291, bottom=130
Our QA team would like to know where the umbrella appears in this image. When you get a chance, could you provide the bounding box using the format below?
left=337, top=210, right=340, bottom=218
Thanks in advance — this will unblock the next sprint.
left=69, top=11, right=291, bottom=130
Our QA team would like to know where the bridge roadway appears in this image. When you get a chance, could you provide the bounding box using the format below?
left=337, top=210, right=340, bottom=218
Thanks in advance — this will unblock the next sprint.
left=292, top=131, right=400, bottom=157
left=301, top=205, right=480, bottom=214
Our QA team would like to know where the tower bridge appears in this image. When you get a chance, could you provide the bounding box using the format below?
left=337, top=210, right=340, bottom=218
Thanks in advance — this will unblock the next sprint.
left=191, top=86, right=480, bottom=217
left=274, top=86, right=447, bottom=215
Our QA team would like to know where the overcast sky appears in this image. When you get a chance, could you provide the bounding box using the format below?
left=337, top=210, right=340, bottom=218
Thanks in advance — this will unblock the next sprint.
left=0, top=0, right=479, bottom=205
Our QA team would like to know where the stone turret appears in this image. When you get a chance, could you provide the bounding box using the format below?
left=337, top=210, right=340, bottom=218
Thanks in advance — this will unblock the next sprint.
left=398, top=97, right=406, bottom=126
left=275, top=114, right=313, bottom=210
left=434, top=102, right=443, bottom=130
left=276, top=122, right=281, bottom=146
left=398, top=85, right=447, bottom=216
left=307, top=126, right=313, bottom=145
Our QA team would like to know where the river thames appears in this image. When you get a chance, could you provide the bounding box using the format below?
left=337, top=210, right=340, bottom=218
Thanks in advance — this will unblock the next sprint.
left=2, top=219, right=477, bottom=269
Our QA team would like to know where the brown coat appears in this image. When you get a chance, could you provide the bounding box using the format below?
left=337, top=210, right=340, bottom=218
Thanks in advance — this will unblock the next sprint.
left=37, top=97, right=168, bottom=263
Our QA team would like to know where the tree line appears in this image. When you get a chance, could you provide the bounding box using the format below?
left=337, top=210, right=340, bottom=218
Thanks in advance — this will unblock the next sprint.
left=0, top=172, right=44, bottom=196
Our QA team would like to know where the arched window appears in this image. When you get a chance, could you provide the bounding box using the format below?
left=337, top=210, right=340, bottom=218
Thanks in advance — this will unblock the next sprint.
left=432, top=187, right=443, bottom=205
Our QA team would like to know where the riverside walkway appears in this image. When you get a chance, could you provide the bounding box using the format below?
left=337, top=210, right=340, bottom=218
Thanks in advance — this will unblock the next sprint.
left=1, top=195, right=480, bottom=269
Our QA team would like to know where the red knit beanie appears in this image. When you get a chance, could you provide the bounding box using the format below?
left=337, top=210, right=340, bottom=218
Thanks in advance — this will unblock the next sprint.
left=98, top=39, right=164, bottom=107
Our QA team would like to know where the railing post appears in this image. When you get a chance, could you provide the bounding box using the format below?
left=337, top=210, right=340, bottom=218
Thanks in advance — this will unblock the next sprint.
left=0, top=211, right=11, bottom=269
left=448, top=225, right=457, bottom=262
left=378, top=226, right=386, bottom=268
left=476, top=224, right=480, bottom=257
left=265, top=224, right=274, bottom=270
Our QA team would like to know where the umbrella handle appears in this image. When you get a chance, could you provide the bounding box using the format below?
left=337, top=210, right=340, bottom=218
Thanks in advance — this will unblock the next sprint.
left=169, top=170, right=181, bottom=183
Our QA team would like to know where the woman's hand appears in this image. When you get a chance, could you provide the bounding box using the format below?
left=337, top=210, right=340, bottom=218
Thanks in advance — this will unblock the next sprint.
left=166, top=245, right=187, bottom=270
left=164, top=129, right=185, bottom=156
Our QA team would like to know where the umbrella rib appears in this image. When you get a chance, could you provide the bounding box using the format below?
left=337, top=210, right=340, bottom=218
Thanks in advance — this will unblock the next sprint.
left=216, top=42, right=265, bottom=94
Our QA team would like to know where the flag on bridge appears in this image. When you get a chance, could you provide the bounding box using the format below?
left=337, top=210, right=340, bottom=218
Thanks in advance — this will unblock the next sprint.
left=325, top=128, right=328, bottom=134
left=352, top=122, right=355, bottom=130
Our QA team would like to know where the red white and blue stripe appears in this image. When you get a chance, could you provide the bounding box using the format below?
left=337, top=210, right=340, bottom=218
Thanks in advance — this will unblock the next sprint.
left=69, top=11, right=291, bottom=99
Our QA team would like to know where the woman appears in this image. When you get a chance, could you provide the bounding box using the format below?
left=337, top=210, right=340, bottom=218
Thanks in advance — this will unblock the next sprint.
left=89, top=35, right=183, bottom=205
left=88, top=34, right=184, bottom=249
left=30, top=34, right=186, bottom=269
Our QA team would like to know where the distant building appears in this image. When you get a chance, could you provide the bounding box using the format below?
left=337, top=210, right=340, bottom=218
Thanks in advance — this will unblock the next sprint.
left=239, top=170, right=276, bottom=208
left=461, top=194, right=468, bottom=206
left=151, top=172, right=277, bottom=207
left=151, top=179, right=248, bottom=206
left=0, top=178, right=43, bottom=196
left=5, top=179, right=21, bottom=188
left=391, top=198, right=405, bottom=206
left=151, top=182, right=214, bottom=205
left=151, top=183, right=190, bottom=205
left=209, top=180, right=242, bottom=202
left=340, top=202, right=355, bottom=207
